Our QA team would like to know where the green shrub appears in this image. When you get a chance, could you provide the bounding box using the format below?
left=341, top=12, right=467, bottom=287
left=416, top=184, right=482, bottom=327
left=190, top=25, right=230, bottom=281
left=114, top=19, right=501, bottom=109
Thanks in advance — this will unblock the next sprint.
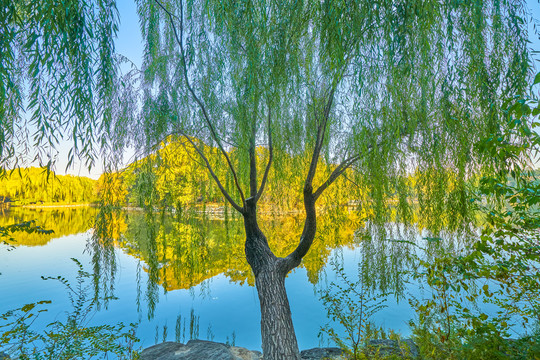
left=319, top=258, right=389, bottom=359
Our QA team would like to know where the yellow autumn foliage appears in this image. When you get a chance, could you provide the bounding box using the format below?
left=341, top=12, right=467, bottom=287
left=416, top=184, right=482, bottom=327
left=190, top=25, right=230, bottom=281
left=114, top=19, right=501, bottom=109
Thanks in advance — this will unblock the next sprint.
left=0, top=167, right=97, bottom=205
left=0, top=207, right=97, bottom=246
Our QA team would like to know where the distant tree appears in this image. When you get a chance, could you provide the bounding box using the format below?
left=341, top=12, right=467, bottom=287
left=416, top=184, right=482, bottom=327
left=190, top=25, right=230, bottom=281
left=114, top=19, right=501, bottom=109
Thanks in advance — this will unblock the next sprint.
left=1, top=0, right=535, bottom=359
left=0, top=168, right=97, bottom=204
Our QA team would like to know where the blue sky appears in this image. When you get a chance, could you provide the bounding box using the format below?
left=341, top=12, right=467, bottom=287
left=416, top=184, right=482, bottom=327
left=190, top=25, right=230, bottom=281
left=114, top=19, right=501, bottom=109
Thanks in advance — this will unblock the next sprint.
left=57, top=0, right=540, bottom=178
left=116, top=0, right=143, bottom=70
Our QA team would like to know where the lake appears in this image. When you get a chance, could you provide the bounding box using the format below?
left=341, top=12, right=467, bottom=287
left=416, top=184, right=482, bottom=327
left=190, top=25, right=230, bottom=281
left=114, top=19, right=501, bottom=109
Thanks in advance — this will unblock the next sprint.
left=0, top=206, right=462, bottom=351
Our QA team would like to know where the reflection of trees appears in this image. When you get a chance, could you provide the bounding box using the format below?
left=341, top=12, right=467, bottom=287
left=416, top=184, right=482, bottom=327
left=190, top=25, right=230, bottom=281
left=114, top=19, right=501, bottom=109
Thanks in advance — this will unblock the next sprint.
left=88, top=206, right=127, bottom=308
left=356, top=221, right=477, bottom=300
left=5, top=205, right=478, bottom=325
left=3, top=206, right=474, bottom=300
left=113, top=208, right=361, bottom=292
left=0, top=207, right=97, bottom=246
left=68, top=205, right=475, bottom=322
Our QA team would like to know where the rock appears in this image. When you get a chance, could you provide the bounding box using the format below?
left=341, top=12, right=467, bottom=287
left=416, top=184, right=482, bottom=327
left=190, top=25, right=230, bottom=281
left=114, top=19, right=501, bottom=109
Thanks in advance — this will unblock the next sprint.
left=179, top=340, right=234, bottom=360
left=300, top=347, right=346, bottom=359
left=229, top=346, right=263, bottom=360
left=400, top=339, right=420, bottom=358
left=141, top=342, right=186, bottom=360
left=367, top=339, right=420, bottom=359
left=140, top=340, right=262, bottom=360
left=142, top=340, right=426, bottom=360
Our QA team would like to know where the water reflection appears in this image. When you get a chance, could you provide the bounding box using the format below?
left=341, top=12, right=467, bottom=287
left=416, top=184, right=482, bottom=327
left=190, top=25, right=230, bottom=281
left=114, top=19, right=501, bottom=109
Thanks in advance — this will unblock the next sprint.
left=0, top=206, right=96, bottom=246
left=2, top=205, right=471, bottom=305
left=2, top=205, right=479, bottom=349
left=89, top=206, right=362, bottom=299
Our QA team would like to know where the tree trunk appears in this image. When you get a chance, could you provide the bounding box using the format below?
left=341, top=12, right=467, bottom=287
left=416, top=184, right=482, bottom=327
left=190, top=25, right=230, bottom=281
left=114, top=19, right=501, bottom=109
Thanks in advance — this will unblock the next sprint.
left=243, top=200, right=301, bottom=360
left=255, top=260, right=300, bottom=360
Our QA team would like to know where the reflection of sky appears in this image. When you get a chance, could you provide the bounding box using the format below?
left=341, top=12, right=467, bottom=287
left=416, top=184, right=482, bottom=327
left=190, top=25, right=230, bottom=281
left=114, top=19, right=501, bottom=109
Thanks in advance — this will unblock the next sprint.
left=1, top=217, right=534, bottom=352
left=0, top=230, right=416, bottom=351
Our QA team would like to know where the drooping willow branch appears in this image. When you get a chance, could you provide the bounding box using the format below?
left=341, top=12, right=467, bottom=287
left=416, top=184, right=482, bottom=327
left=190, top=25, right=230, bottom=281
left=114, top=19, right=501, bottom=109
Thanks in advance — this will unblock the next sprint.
left=313, top=154, right=362, bottom=200
left=255, top=106, right=273, bottom=202
left=176, top=132, right=245, bottom=213
left=154, top=0, right=246, bottom=210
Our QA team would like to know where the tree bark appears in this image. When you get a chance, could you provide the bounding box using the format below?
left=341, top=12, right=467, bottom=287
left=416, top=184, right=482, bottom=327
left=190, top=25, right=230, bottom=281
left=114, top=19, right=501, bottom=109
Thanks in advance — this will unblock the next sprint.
left=243, top=199, right=301, bottom=360
left=255, top=262, right=300, bottom=360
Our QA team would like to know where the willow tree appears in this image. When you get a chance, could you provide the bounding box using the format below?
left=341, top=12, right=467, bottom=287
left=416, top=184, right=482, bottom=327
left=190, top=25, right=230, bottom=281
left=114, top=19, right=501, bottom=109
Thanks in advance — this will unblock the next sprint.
left=1, top=0, right=533, bottom=358
left=129, top=0, right=531, bottom=358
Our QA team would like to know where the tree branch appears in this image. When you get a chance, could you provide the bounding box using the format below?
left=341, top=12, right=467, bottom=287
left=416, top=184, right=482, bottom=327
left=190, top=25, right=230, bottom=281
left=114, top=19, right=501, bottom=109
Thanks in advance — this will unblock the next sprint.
left=313, top=122, right=414, bottom=200
left=255, top=107, right=273, bottom=201
left=283, top=87, right=335, bottom=272
left=154, top=0, right=246, bottom=209
left=178, top=133, right=244, bottom=213
left=249, top=115, right=258, bottom=199
left=313, top=154, right=362, bottom=200
left=304, top=87, right=335, bottom=192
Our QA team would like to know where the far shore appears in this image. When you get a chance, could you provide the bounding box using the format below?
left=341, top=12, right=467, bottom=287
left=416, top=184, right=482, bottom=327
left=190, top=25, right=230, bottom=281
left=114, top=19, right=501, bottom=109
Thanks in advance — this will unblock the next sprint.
left=20, top=203, right=97, bottom=209
left=8, top=202, right=364, bottom=220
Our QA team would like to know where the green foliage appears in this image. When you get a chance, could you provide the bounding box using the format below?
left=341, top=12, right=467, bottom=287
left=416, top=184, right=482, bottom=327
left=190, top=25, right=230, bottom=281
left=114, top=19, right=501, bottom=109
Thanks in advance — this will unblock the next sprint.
left=0, top=0, right=121, bottom=171
left=0, top=259, right=140, bottom=359
left=1, top=0, right=536, bottom=357
left=319, top=259, right=389, bottom=359
left=128, top=0, right=532, bottom=226
left=121, top=141, right=213, bottom=210
left=408, top=73, right=540, bottom=360
left=95, top=172, right=129, bottom=208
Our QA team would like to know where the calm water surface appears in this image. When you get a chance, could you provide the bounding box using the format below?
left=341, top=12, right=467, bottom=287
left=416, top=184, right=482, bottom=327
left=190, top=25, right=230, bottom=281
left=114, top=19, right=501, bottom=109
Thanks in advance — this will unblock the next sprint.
left=0, top=206, right=421, bottom=351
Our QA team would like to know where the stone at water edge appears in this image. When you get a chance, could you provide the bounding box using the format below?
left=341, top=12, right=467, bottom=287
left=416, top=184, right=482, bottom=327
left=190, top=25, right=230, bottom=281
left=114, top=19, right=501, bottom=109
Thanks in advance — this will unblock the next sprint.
left=140, top=342, right=185, bottom=359
left=229, top=346, right=263, bottom=360
left=140, top=340, right=263, bottom=360
left=140, top=341, right=349, bottom=360
left=139, top=340, right=439, bottom=360
left=300, top=347, right=346, bottom=359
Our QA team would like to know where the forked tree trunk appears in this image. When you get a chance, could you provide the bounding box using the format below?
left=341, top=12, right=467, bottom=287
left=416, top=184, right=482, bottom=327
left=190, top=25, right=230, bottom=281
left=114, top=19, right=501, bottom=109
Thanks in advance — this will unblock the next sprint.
left=243, top=201, right=302, bottom=360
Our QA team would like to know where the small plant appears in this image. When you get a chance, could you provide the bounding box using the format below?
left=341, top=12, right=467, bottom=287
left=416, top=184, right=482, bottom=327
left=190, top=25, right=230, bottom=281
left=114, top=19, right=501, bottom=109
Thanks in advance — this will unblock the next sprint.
left=0, top=258, right=140, bottom=359
left=225, top=331, right=236, bottom=347
left=319, top=259, right=389, bottom=359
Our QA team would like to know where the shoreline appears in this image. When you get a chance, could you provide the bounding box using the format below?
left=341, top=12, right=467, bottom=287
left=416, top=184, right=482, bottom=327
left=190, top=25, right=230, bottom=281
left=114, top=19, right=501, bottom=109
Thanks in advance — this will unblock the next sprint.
left=20, top=203, right=96, bottom=209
